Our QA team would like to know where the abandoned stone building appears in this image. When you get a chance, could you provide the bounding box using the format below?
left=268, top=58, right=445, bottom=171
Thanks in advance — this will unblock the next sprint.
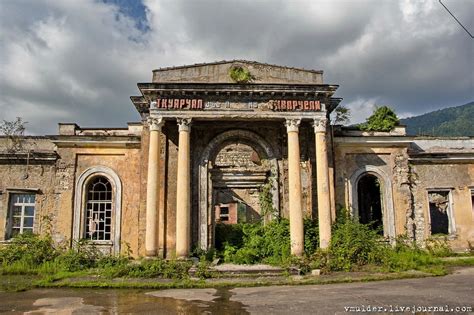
left=0, top=60, right=473, bottom=257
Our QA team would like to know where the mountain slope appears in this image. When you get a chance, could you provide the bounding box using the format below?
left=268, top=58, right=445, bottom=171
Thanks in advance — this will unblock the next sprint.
left=401, top=101, right=474, bottom=136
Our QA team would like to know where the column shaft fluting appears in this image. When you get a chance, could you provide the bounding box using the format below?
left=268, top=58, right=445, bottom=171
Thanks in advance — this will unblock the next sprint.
left=314, top=118, right=332, bottom=249
left=175, top=118, right=192, bottom=258
left=286, top=119, right=304, bottom=256
left=145, top=117, right=163, bottom=256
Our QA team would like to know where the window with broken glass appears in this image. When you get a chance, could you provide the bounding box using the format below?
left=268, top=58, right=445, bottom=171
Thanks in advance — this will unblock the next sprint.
left=428, top=190, right=453, bottom=235
left=85, top=176, right=113, bottom=241
left=6, top=193, right=35, bottom=239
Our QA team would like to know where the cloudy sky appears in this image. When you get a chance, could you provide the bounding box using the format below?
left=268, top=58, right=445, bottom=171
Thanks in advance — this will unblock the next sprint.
left=0, top=0, right=472, bottom=134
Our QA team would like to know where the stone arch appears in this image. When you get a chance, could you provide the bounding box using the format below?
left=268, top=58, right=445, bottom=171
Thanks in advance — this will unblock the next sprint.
left=73, top=166, right=122, bottom=254
left=348, top=165, right=395, bottom=240
left=198, top=129, right=279, bottom=249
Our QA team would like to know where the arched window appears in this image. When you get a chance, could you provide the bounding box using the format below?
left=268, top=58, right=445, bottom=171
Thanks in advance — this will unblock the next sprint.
left=85, top=176, right=113, bottom=241
left=73, top=166, right=122, bottom=254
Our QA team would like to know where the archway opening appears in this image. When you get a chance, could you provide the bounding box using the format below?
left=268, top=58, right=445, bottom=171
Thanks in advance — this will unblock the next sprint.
left=211, top=140, right=270, bottom=249
left=198, top=129, right=279, bottom=250
left=357, top=174, right=383, bottom=234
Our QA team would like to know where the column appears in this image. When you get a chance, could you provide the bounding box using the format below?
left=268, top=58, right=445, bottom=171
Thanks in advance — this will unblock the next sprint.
left=314, top=118, right=332, bottom=249
left=286, top=119, right=304, bottom=256
left=175, top=118, right=192, bottom=258
left=145, top=116, right=164, bottom=256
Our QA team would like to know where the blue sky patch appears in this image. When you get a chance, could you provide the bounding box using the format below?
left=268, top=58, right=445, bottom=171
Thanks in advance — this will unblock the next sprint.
left=100, top=0, right=150, bottom=32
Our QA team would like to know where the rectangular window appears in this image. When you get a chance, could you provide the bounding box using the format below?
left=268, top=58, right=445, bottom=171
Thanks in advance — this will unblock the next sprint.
left=6, top=193, right=36, bottom=239
left=428, top=190, right=453, bottom=235
left=219, top=206, right=229, bottom=222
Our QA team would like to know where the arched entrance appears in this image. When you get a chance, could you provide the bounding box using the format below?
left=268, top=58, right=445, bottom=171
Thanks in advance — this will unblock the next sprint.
left=357, top=174, right=383, bottom=233
left=349, top=166, right=395, bottom=240
left=198, top=129, right=279, bottom=250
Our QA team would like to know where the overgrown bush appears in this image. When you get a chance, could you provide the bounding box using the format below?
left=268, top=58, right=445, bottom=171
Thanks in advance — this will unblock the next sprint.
left=329, top=218, right=385, bottom=271
left=304, top=218, right=319, bottom=255
left=218, top=219, right=290, bottom=265
left=215, top=224, right=245, bottom=252
left=58, top=240, right=103, bottom=272
left=217, top=218, right=321, bottom=265
left=425, top=237, right=453, bottom=257
left=0, top=234, right=194, bottom=279
left=0, top=234, right=59, bottom=274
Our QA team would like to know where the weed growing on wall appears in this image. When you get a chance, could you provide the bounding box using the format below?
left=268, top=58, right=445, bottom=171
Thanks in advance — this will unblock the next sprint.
left=259, top=178, right=276, bottom=218
left=229, top=66, right=255, bottom=83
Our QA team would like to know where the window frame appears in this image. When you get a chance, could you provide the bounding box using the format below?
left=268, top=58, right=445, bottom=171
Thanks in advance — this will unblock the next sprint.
left=84, top=176, right=113, bottom=242
left=4, top=190, right=38, bottom=240
left=73, top=166, right=122, bottom=254
left=426, top=189, right=456, bottom=237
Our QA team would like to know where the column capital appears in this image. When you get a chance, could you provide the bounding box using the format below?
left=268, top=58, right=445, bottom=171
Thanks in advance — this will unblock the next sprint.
left=147, top=117, right=164, bottom=131
left=313, top=118, right=328, bottom=133
left=177, top=118, right=192, bottom=132
left=285, top=119, right=301, bottom=133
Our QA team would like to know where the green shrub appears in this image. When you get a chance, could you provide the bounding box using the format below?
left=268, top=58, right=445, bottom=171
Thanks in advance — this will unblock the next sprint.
left=425, top=237, right=453, bottom=257
left=191, top=247, right=216, bottom=262
left=57, top=240, right=102, bottom=272
left=216, top=218, right=319, bottom=265
left=195, top=260, right=215, bottom=279
left=218, top=219, right=290, bottom=265
left=381, top=241, right=440, bottom=272
left=359, top=106, right=399, bottom=131
left=215, top=223, right=245, bottom=251
left=304, top=218, right=319, bottom=255
left=0, top=234, right=59, bottom=274
left=329, top=219, right=385, bottom=271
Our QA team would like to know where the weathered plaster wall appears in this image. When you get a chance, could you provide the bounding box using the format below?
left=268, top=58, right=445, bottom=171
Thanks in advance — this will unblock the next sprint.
left=0, top=129, right=144, bottom=257
left=410, top=162, right=474, bottom=250
left=0, top=138, right=58, bottom=241
left=333, top=143, right=412, bottom=237
left=0, top=161, right=57, bottom=241
left=153, top=61, right=323, bottom=85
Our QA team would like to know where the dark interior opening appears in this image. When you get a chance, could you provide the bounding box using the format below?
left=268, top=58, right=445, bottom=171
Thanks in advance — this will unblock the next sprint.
left=428, top=191, right=450, bottom=235
left=357, top=174, right=383, bottom=234
left=219, top=206, right=229, bottom=221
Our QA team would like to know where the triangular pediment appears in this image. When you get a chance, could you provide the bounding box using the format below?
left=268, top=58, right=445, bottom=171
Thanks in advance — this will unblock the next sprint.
left=152, top=60, right=323, bottom=84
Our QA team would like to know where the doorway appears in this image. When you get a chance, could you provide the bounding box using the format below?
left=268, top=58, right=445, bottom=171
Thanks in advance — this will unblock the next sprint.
left=357, top=174, right=383, bottom=233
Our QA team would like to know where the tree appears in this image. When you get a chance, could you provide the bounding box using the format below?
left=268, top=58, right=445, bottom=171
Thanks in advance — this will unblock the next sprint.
left=0, top=117, right=27, bottom=152
left=359, top=106, right=399, bottom=132
left=333, top=106, right=351, bottom=125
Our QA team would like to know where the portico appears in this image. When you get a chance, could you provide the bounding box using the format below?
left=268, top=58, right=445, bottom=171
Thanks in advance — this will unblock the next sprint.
left=132, top=60, right=341, bottom=257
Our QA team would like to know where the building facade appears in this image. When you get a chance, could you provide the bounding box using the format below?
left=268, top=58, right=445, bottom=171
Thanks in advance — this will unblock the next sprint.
left=1, top=61, right=473, bottom=257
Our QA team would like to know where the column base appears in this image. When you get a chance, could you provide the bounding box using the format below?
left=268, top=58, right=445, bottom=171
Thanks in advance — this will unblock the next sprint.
left=145, top=249, right=157, bottom=257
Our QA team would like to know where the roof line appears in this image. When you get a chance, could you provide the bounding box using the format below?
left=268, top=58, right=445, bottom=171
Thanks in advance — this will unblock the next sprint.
left=152, top=60, right=324, bottom=74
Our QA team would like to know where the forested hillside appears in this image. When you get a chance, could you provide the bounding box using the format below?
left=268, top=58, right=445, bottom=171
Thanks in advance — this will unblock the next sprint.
left=401, top=101, right=474, bottom=136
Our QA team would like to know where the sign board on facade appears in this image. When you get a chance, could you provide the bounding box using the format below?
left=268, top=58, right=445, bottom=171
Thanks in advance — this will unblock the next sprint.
left=151, top=98, right=321, bottom=112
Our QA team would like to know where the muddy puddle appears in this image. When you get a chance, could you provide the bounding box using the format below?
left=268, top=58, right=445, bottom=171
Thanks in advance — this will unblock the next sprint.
left=0, top=287, right=249, bottom=314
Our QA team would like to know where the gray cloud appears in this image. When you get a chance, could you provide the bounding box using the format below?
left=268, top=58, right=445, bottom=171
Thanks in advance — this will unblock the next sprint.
left=0, top=0, right=472, bottom=134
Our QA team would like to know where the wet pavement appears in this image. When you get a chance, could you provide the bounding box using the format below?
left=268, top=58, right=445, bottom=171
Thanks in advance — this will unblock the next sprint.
left=1, top=267, right=473, bottom=314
